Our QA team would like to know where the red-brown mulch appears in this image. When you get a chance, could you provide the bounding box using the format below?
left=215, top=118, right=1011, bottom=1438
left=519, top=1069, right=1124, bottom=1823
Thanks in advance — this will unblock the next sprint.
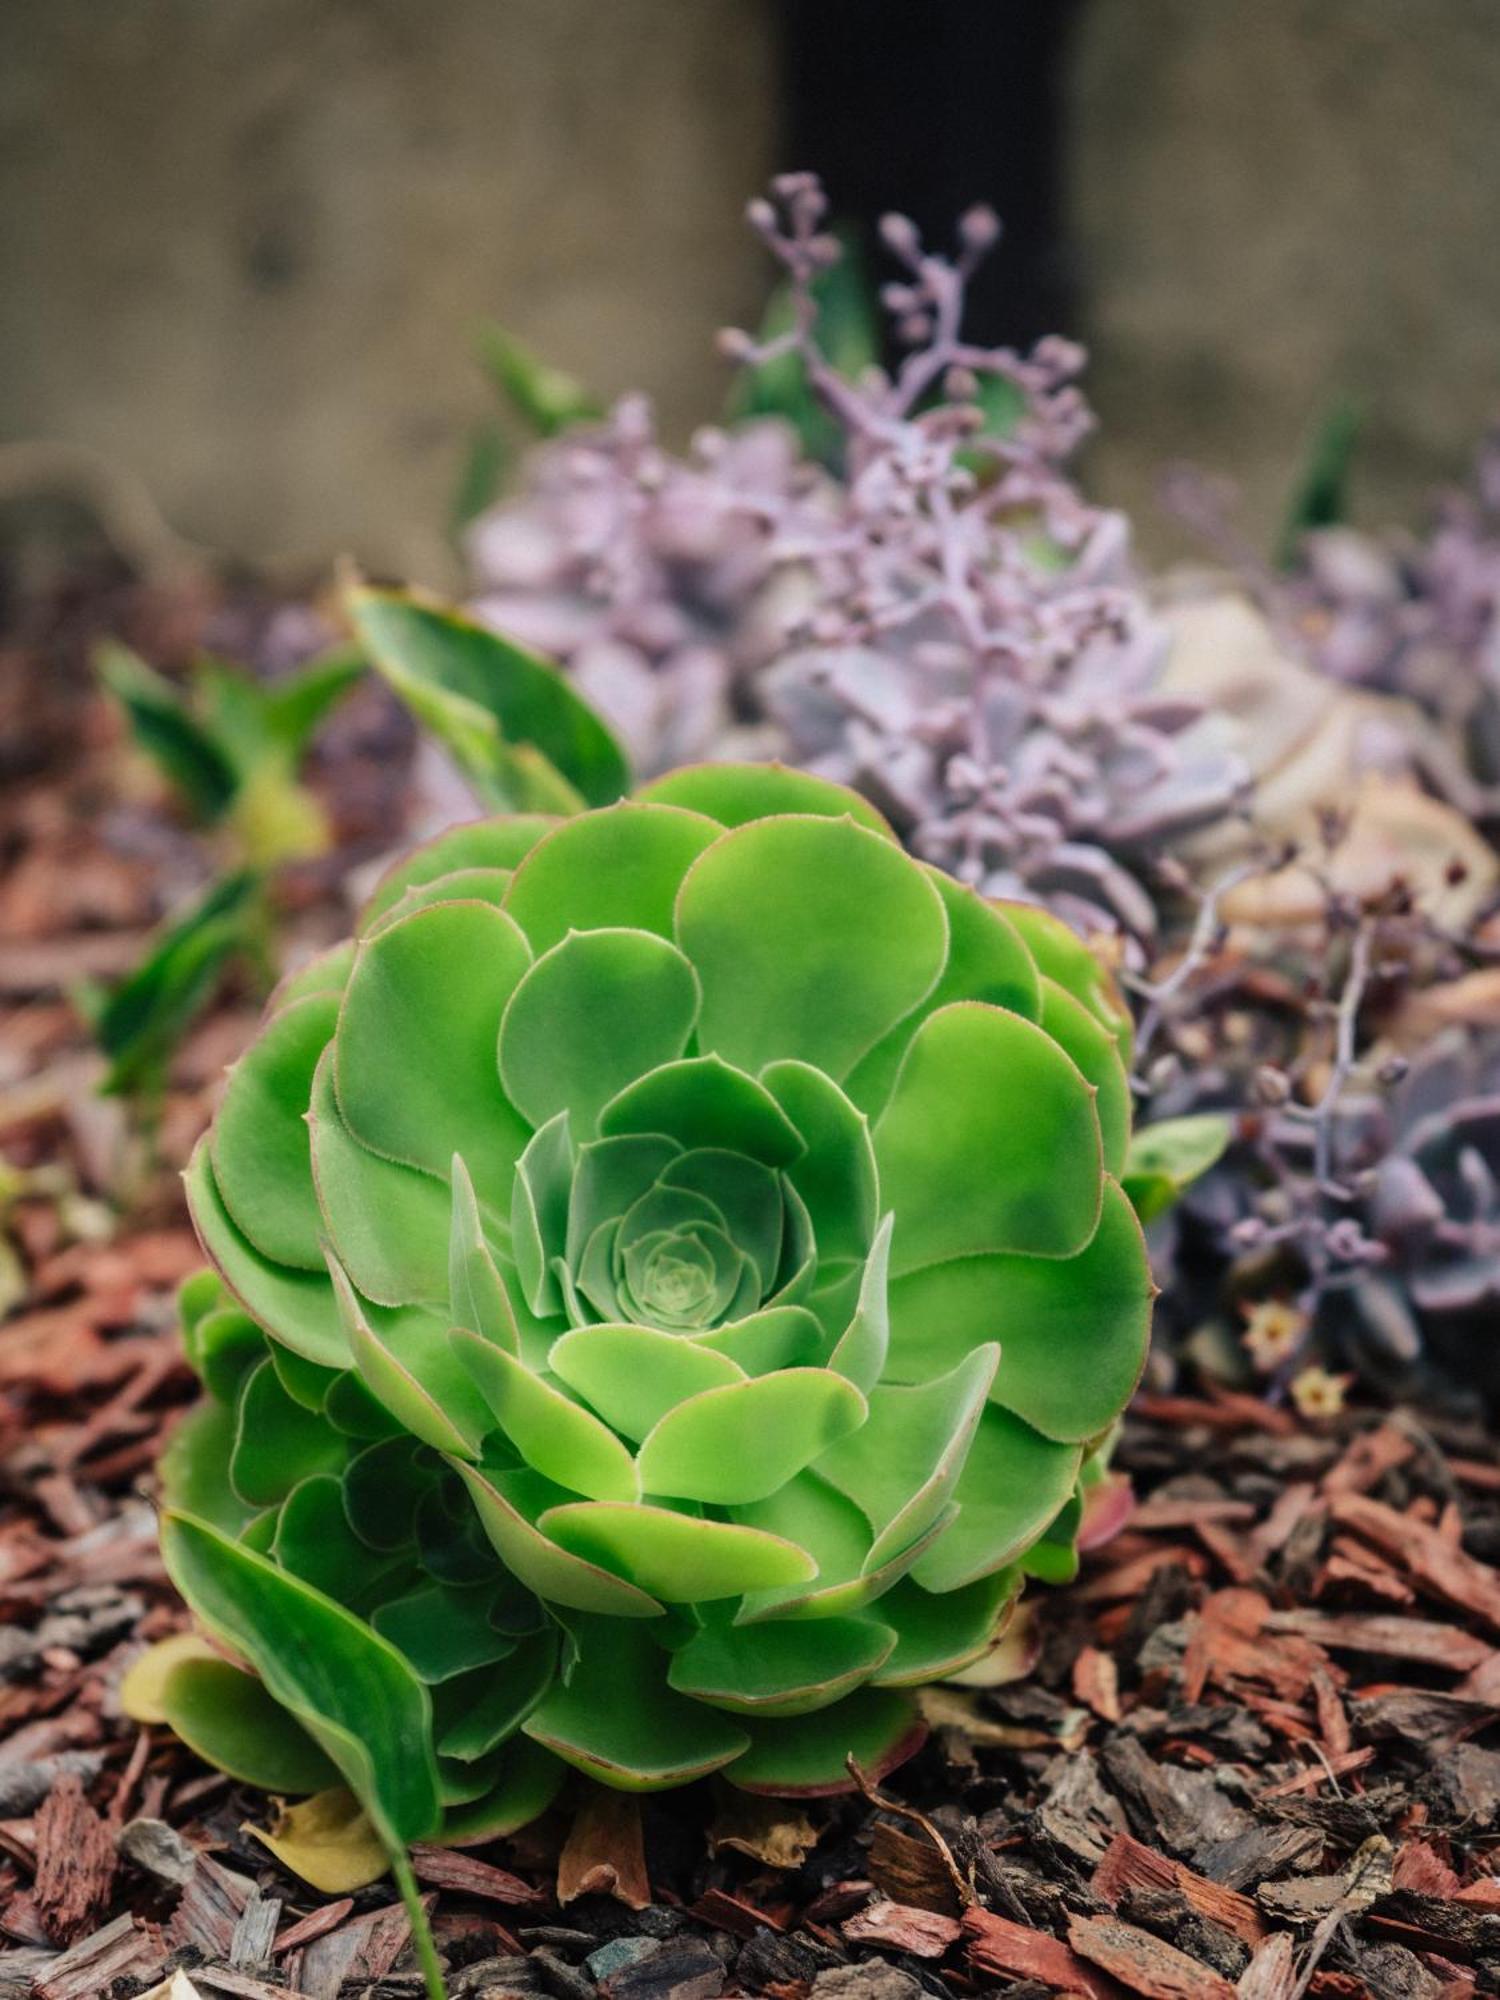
left=3, top=575, right=1500, bottom=2000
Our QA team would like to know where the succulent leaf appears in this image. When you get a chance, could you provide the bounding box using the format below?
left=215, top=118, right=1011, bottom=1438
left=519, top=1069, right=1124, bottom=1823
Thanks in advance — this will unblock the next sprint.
left=158, top=761, right=1153, bottom=1829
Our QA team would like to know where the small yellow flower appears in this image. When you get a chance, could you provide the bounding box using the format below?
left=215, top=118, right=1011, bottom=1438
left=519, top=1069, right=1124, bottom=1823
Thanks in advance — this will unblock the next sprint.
left=1290, top=1365, right=1353, bottom=1419
left=1242, top=1298, right=1309, bottom=1372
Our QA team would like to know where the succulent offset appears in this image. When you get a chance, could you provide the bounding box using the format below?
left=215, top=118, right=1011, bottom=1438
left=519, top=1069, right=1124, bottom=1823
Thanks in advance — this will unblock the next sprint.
left=155, top=758, right=1152, bottom=1858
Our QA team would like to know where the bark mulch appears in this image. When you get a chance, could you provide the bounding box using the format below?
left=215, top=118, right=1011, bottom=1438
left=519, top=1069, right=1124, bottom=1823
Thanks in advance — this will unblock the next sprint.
left=2, top=580, right=1499, bottom=1999
left=1, top=1229, right=1498, bottom=2000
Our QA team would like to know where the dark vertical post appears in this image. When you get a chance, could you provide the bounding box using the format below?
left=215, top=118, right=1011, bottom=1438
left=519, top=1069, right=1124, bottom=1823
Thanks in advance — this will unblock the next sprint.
left=777, top=0, right=1083, bottom=347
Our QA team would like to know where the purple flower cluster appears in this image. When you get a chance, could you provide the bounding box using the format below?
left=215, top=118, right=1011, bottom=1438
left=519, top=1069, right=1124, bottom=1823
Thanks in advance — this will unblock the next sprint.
left=1203, top=432, right=1500, bottom=818
left=1140, top=862, right=1500, bottom=1404
left=731, top=177, right=1246, bottom=940
left=467, top=173, right=1247, bottom=939
left=467, top=396, right=800, bottom=775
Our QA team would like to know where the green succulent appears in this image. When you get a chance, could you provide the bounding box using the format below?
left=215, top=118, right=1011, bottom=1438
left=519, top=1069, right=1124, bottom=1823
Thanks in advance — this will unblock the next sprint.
left=153, top=761, right=1151, bottom=1874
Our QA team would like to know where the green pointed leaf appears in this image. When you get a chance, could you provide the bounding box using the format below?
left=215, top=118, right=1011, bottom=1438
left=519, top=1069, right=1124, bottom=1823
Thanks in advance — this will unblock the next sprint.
left=600, top=1056, right=803, bottom=1169
left=476, top=323, right=601, bottom=435
left=362, top=818, right=556, bottom=933
left=1123, top=1113, right=1233, bottom=1224
left=335, top=899, right=531, bottom=1214
left=211, top=994, right=337, bottom=1270
left=436, top=1631, right=558, bottom=1760
left=504, top=801, right=721, bottom=954
left=499, top=928, right=699, bottom=1136
left=373, top=1582, right=519, bottom=1683
left=97, top=871, right=258, bottom=1096
left=541, top=1501, right=817, bottom=1601
left=760, top=1060, right=878, bottom=1265
left=231, top=1358, right=347, bottom=1507
left=638, top=762, right=894, bottom=838
left=162, top=1512, right=442, bottom=1848
left=827, top=1215, right=892, bottom=1394
left=887, top=1178, right=1152, bottom=1441
left=260, top=647, right=366, bottom=759
left=675, top=816, right=948, bottom=1081
left=1038, top=977, right=1130, bottom=1176
left=818, top=1345, right=999, bottom=1569
left=523, top=1617, right=748, bottom=1790
left=159, top=1655, right=342, bottom=1794
left=185, top=1142, right=350, bottom=1368
left=727, top=1688, right=922, bottom=1796
left=549, top=1324, right=746, bottom=1442
left=638, top=1370, right=866, bottom=1506
left=97, top=641, right=240, bottom=819
left=451, top=1460, right=665, bottom=1618
left=449, top=1155, right=519, bottom=1352
left=875, top=1003, right=1103, bottom=1272
left=873, top=1572, right=1020, bottom=1686
left=329, top=1257, right=489, bottom=1460
left=669, top=1615, right=895, bottom=1718
left=454, top=1330, right=640, bottom=1501
left=349, top=586, right=628, bottom=806
left=309, top=1049, right=450, bottom=1307
left=910, top=1405, right=1082, bottom=1594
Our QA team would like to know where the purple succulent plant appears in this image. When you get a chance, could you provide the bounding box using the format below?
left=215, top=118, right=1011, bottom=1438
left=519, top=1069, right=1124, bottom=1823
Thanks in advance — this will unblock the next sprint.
left=729, top=176, right=1248, bottom=940
left=466, top=395, right=801, bottom=776
left=1176, top=429, right=1500, bottom=819
left=1140, top=870, right=1500, bottom=1404
left=465, top=174, right=1248, bottom=939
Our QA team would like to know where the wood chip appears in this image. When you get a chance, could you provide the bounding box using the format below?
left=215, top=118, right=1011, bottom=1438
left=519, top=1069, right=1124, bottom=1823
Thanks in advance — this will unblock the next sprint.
left=1255, top=1746, right=1377, bottom=1799
left=295, top=1893, right=433, bottom=2000
left=31, top=1773, right=115, bottom=1945
left=1322, top=1424, right=1416, bottom=1496
left=33, top=1913, right=164, bottom=2000
left=1235, top=1930, right=1296, bottom=2000
left=272, top=1896, right=354, bottom=1953
left=1068, top=1911, right=1239, bottom=2000
left=410, top=1843, right=545, bottom=1907
left=1091, top=1833, right=1264, bottom=1947
left=1329, top=1493, right=1500, bottom=1633
left=842, top=1897, right=961, bottom=1958
left=689, top=1886, right=786, bottom=1938
left=1262, top=1608, right=1491, bottom=1671
left=556, top=1785, right=651, bottom=1912
left=963, top=1905, right=1125, bottom=1998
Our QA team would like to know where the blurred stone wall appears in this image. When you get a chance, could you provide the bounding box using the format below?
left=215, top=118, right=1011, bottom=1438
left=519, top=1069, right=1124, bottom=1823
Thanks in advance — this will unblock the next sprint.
left=1068, top=0, right=1500, bottom=554
left=0, top=0, right=775, bottom=581
left=5, top=3, right=1498, bottom=579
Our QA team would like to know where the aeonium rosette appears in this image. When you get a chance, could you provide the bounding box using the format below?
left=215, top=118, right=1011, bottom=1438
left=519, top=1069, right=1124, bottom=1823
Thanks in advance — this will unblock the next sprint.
left=148, top=761, right=1152, bottom=1863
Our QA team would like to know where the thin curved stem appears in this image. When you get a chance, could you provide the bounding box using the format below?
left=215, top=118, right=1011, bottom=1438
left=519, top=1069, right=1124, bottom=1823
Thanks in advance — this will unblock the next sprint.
left=390, top=1846, right=446, bottom=2000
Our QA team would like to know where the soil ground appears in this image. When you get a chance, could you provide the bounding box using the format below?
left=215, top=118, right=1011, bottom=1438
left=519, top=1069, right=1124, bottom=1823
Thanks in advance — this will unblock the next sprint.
left=2, top=574, right=1499, bottom=2000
